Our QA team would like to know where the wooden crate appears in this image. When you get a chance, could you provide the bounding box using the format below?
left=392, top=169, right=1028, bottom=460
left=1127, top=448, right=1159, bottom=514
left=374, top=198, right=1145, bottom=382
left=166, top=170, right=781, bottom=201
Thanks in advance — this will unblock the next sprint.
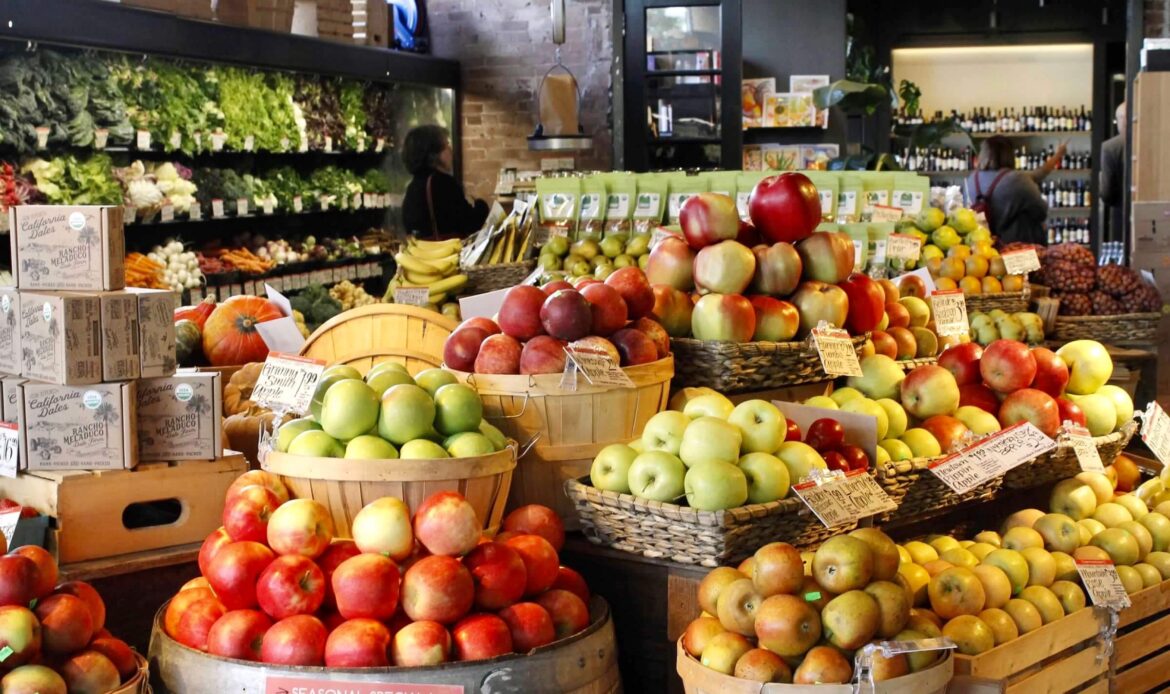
left=217, top=0, right=294, bottom=32
left=0, top=453, right=247, bottom=563
left=1112, top=580, right=1170, bottom=693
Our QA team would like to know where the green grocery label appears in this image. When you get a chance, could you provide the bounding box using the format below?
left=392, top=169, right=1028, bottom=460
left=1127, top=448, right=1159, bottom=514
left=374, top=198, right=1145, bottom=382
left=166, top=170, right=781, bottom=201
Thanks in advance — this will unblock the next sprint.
left=804, top=591, right=822, bottom=602
left=0, top=646, right=13, bottom=661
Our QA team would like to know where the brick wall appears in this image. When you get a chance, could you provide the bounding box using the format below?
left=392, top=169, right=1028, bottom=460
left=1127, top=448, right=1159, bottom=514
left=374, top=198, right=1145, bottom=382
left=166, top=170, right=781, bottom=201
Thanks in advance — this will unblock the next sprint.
left=1149, top=0, right=1170, bottom=36
left=429, top=0, right=614, bottom=200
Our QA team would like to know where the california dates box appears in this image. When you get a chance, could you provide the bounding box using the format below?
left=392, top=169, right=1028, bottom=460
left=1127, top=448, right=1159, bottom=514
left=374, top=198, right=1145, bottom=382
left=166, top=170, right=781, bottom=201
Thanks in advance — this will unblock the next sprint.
left=125, top=288, right=178, bottom=378
left=19, top=292, right=101, bottom=385
left=0, top=288, right=20, bottom=375
left=9, top=206, right=125, bottom=291
left=22, top=382, right=137, bottom=471
left=97, top=291, right=141, bottom=382
left=137, top=371, right=222, bottom=461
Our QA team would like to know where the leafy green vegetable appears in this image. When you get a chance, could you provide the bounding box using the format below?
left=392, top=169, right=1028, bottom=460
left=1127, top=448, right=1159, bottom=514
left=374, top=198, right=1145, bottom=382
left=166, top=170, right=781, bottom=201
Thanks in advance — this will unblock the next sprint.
left=216, top=68, right=298, bottom=152
left=21, top=154, right=121, bottom=205
left=289, top=284, right=343, bottom=329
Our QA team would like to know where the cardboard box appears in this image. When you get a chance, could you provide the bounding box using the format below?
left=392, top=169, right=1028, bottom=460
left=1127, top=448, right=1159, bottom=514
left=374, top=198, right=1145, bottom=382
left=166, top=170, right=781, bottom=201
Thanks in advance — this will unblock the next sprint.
left=9, top=206, right=125, bottom=291
left=0, top=288, right=19, bottom=376
left=19, top=292, right=102, bottom=385
left=1134, top=73, right=1170, bottom=202
left=137, top=371, right=223, bottom=461
left=98, top=292, right=140, bottom=382
left=22, top=381, right=136, bottom=470
left=1, top=378, right=25, bottom=473
left=125, top=288, right=178, bottom=378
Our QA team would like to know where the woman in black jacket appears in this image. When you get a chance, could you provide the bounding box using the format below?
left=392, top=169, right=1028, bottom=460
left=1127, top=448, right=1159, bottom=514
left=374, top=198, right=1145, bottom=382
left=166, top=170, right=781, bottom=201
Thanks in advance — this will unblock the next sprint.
left=401, top=125, right=489, bottom=239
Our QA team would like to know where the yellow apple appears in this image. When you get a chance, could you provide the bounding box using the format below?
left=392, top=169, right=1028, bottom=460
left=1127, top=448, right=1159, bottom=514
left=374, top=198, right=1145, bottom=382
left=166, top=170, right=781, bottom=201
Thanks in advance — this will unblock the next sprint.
left=1049, top=478, right=1099, bottom=521
left=972, top=564, right=1013, bottom=609
left=1019, top=585, right=1064, bottom=624
left=1002, top=526, right=1045, bottom=551
left=1050, top=580, right=1087, bottom=614
left=982, top=549, right=1029, bottom=595
left=1004, top=598, right=1043, bottom=634
left=1020, top=547, right=1056, bottom=587
left=1094, top=502, right=1135, bottom=527
left=928, top=567, right=986, bottom=618
left=978, top=608, right=1019, bottom=645
left=1051, top=551, right=1078, bottom=582
left=1134, top=563, right=1163, bottom=588
left=942, top=615, right=996, bottom=655
left=904, top=541, right=939, bottom=565
left=1074, top=471, right=1115, bottom=506
left=967, top=542, right=997, bottom=561
left=1115, top=565, right=1144, bottom=594
left=1091, top=527, right=1141, bottom=565
left=897, top=563, right=931, bottom=606
left=1118, top=520, right=1154, bottom=561
left=973, top=531, right=1002, bottom=548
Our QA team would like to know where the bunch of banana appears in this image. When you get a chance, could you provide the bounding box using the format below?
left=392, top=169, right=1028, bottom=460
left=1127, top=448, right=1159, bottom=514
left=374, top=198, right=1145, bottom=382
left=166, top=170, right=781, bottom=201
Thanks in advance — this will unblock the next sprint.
left=389, top=237, right=469, bottom=306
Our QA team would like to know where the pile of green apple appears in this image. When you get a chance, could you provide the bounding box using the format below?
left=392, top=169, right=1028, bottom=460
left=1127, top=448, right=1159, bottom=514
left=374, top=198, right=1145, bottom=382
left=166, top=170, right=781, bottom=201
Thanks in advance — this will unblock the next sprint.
left=536, top=234, right=651, bottom=282
left=274, top=362, right=509, bottom=460
left=969, top=310, right=1046, bottom=347
left=588, top=389, right=842, bottom=511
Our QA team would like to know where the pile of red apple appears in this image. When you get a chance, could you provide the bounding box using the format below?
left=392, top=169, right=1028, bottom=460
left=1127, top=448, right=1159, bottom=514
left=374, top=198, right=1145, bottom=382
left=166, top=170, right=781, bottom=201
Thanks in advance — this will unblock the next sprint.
left=647, top=174, right=886, bottom=344
left=0, top=542, right=139, bottom=694
left=443, top=266, right=671, bottom=375
left=168, top=470, right=593, bottom=668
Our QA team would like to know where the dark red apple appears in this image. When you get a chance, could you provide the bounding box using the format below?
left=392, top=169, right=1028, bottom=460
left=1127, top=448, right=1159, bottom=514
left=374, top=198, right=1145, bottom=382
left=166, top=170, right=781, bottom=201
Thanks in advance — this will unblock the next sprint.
left=604, top=267, right=654, bottom=319
left=0, top=556, right=37, bottom=608
left=631, top=317, right=670, bottom=359
left=316, top=540, right=361, bottom=610
left=464, top=542, right=527, bottom=611
left=520, top=335, right=568, bottom=375
left=499, top=602, right=556, bottom=653
left=938, top=342, right=984, bottom=386
left=498, top=285, right=547, bottom=341
left=474, top=334, right=523, bottom=374
left=822, top=451, right=849, bottom=473
left=207, top=609, right=272, bottom=662
left=324, top=618, right=392, bottom=668
left=221, top=484, right=279, bottom=544
left=443, top=326, right=489, bottom=372
left=737, top=219, right=762, bottom=247
left=980, top=339, right=1037, bottom=393
left=551, top=566, right=590, bottom=603
left=504, top=535, right=559, bottom=596
left=11, top=547, right=55, bottom=600
left=452, top=614, right=513, bottom=661
left=1030, top=347, right=1070, bottom=398
left=610, top=328, right=658, bottom=366
left=804, top=418, right=845, bottom=452
left=838, top=444, right=870, bottom=472
left=260, top=615, right=327, bottom=666
left=459, top=317, right=501, bottom=336
left=86, top=637, right=137, bottom=681
left=839, top=273, right=886, bottom=334
left=255, top=555, right=326, bottom=620
left=959, top=383, right=1001, bottom=415
left=748, top=173, right=821, bottom=245
left=999, top=388, right=1060, bottom=438
left=542, top=280, right=574, bottom=295
left=534, top=589, right=591, bottom=639
left=785, top=420, right=802, bottom=442
left=1057, top=398, right=1087, bottom=428
left=540, top=290, right=593, bottom=342
left=503, top=505, right=566, bottom=552
left=580, top=283, right=628, bottom=336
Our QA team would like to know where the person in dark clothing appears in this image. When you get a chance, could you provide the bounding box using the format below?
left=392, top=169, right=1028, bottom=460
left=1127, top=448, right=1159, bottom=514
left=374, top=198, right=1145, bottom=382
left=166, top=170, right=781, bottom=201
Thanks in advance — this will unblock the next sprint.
left=965, top=135, right=1065, bottom=246
left=401, top=125, right=489, bottom=238
left=1100, top=102, right=1126, bottom=240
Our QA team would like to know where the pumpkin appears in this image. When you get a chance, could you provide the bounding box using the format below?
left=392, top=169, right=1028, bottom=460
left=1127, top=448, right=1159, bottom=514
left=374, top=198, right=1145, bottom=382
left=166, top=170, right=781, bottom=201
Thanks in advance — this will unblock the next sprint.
left=202, top=296, right=282, bottom=366
left=175, top=319, right=202, bottom=367
left=174, top=295, right=217, bottom=329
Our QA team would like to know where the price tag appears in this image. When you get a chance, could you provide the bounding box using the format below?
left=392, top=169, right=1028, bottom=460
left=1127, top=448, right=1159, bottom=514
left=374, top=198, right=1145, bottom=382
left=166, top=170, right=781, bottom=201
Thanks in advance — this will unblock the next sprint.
left=1141, top=401, right=1170, bottom=466
left=563, top=345, right=635, bottom=388
left=930, top=289, right=970, bottom=337
left=1076, top=560, right=1132, bottom=610
left=94, top=128, right=109, bottom=149
left=169, top=131, right=182, bottom=150
left=0, top=510, right=18, bottom=549
left=280, top=136, right=290, bottom=151
left=871, top=204, right=904, bottom=223
left=375, top=137, right=386, bottom=153
left=793, top=469, right=896, bottom=528
left=929, top=422, right=1057, bottom=494
left=393, top=287, right=431, bottom=307
left=352, top=193, right=362, bottom=209
left=189, top=204, right=201, bottom=221
left=363, top=193, right=373, bottom=209
left=324, top=135, right=333, bottom=152
left=136, top=129, right=151, bottom=150
left=320, top=197, right=332, bottom=211
left=0, top=422, right=18, bottom=478
left=210, top=131, right=226, bottom=151
left=263, top=200, right=274, bottom=216
left=356, top=136, right=366, bottom=152
left=212, top=199, right=225, bottom=218
left=871, top=240, right=887, bottom=265
left=264, top=677, right=460, bottom=694
left=251, top=353, right=326, bottom=415
left=886, top=234, right=922, bottom=262
left=1002, top=249, right=1041, bottom=274
left=299, top=138, right=309, bottom=153
left=811, top=326, right=863, bottom=377
left=193, top=131, right=202, bottom=149
left=244, top=134, right=255, bottom=152
left=1065, top=424, right=1104, bottom=473
left=123, top=206, right=137, bottom=224
left=236, top=198, right=249, bottom=216
left=160, top=205, right=174, bottom=223
left=34, top=126, right=50, bottom=149
left=293, top=196, right=303, bottom=214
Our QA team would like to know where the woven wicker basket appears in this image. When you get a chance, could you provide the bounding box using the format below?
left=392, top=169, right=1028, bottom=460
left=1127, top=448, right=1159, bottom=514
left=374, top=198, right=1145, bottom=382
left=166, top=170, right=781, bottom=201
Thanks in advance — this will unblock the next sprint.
left=1002, top=421, right=1138, bottom=490
left=1050, top=313, right=1162, bottom=345
left=564, top=476, right=848, bottom=566
left=462, top=261, right=536, bottom=295
left=964, top=288, right=1030, bottom=314
left=875, top=456, right=1001, bottom=523
left=669, top=334, right=867, bottom=393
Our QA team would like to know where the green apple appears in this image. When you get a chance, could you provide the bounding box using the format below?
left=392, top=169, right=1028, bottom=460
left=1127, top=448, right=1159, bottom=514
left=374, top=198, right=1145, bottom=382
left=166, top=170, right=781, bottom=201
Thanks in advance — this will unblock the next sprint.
left=1096, top=385, right=1134, bottom=430
left=1051, top=552, right=1078, bottom=582
left=345, top=434, right=398, bottom=459
left=310, top=365, right=364, bottom=420
left=879, top=438, right=914, bottom=462
left=877, top=399, right=908, bottom=439
left=432, top=383, right=483, bottom=436
left=1019, top=585, right=1063, bottom=624
left=900, top=428, right=942, bottom=458
left=627, top=451, right=686, bottom=502
left=378, top=384, right=437, bottom=445
left=591, top=444, right=638, bottom=493
left=367, top=360, right=410, bottom=379
left=840, top=397, right=889, bottom=441
left=1048, top=478, right=1098, bottom=521
left=641, top=410, right=692, bottom=455
left=685, top=461, right=748, bottom=511
left=875, top=446, right=891, bottom=465
left=682, top=393, right=734, bottom=420
left=288, top=429, right=344, bottom=458
left=1066, top=393, right=1117, bottom=437
left=366, top=368, right=416, bottom=398
left=829, top=387, right=865, bottom=406
left=954, top=406, right=1001, bottom=436
left=983, top=549, right=1030, bottom=595
left=1135, top=563, right=1163, bottom=588
left=1078, top=518, right=1107, bottom=539
left=628, top=437, right=645, bottom=453
left=400, top=439, right=450, bottom=459
left=846, top=355, right=906, bottom=401
left=320, top=379, right=380, bottom=441
left=414, top=368, right=459, bottom=397
left=1032, top=513, right=1080, bottom=554
left=1091, top=527, right=1140, bottom=565
left=478, top=421, right=507, bottom=451
left=803, top=396, right=839, bottom=410
left=738, top=452, right=791, bottom=503
left=1115, top=494, right=1150, bottom=521
left=1118, top=520, right=1154, bottom=560
left=1145, top=551, right=1170, bottom=579
left=679, top=417, right=742, bottom=468
left=1139, top=513, right=1170, bottom=552
left=728, top=400, right=786, bottom=454
left=445, top=432, right=496, bottom=458
left=1117, top=565, right=1144, bottom=594
left=276, top=417, right=322, bottom=453
left=775, top=441, right=827, bottom=485
left=1056, top=340, right=1113, bottom=395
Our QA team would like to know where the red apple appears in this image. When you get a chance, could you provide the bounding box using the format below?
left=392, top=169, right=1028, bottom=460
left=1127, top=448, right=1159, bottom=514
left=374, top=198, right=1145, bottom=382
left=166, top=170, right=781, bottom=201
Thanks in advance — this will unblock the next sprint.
left=504, top=535, right=559, bottom=596
left=572, top=277, right=601, bottom=290
left=86, top=637, right=136, bottom=680
left=324, top=618, right=392, bottom=668
left=749, top=296, right=799, bottom=342
left=256, top=555, right=326, bottom=620
left=503, top=505, right=566, bottom=551
left=610, top=328, right=658, bottom=366
left=0, top=665, right=67, bottom=694
left=0, top=606, right=40, bottom=669
left=452, top=614, right=513, bottom=661
left=498, top=285, right=547, bottom=341
left=316, top=540, right=361, bottom=610
left=197, top=527, right=232, bottom=577
left=402, top=556, right=475, bottom=624
left=164, top=587, right=213, bottom=639
left=392, top=620, right=452, bottom=667
left=871, top=330, right=898, bottom=359
left=0, top=556, right=37, bottom=608
left=791, top=281, right=849, bottom=336
left=519, top=336, right=568, bottom=375
left=646, top=237, right=697, bottom=291
left=474, top=334, right=523, bottom=374
left=651, top=285, right=693, bottom=337
left=10, top=547, right=55, bottom=600
left=540, top=290, right=593, bottom=341
left=499, top=602, right=556, bottom=652
left=691, top=294, right=756, bottom=342
left=898, top=275, right=928, bottom=300
left=205, top=541, right=276, bottom=610
left=542, top=280, right=574, bottom=295
left=921, top=415, right=972, bottom=453
left=938, top=342, right=984, bottom=386
left=884, top=302, right=910, bottom=329
left=681, top=192, right=741, bottom=249
left=998, top=388, right=1061, bottom=438
left=414, top=491, right=481, bottom=557
left=839, top=272, right=886, bottom=334
left=1030, top=347, right=1070, bottom=398
left=1057, top=398, right=1087, bottom=427
left=332, top=554, right=401, bottom=621
left=959, top=383, right=1001, bottom=414
left=693, top=240, right=757, bottom=295
left=464, top=542, right=527, bottom=611
left=59, top=651, right=120, bottom=694
left=805, top=418, right=845, bottom=452
left=221, top=484, right=280, bottom=544
left=785, top=420, right=802, bottom=442
left=605, top=267, right=655, bottom=319
left=748, top=173, right=821, bottom=244
left=552, top=567, right=590, bottom=604
left=224, top=470, right=290, bottom=507
left=444, top=326, right=489, bottom=372
left=207, top=609, right=272, bottom=662
left=534, top=589, right=590, bottom=639
left=796, top=231, right=854, bottom=284
left=461, top=317, right=501, bottom=336
left=581, top=284, right=628, bottom=336
left=631, top=317, right=670, bottom=358
left=980, top=340, right=1037, bottom=393
left=266, top=498, right=334, bottom=559
left=738, top=219, right=762, bottom=246
left=751, top=243, right=802, bottom=296
left=173, top=597, right=224, bottom=653
left=838, top=444, right=870, bottom=472
left=260, top=615, right=327, bottom=666
left=822, top=451, right=849, bottom=473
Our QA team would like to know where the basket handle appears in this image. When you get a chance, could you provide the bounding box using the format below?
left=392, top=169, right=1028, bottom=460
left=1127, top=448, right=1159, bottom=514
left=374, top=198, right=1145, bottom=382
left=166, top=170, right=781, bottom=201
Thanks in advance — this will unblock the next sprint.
left=517, top=431, right=541, bottom=459
left=481, top=390, right=532, bottom=421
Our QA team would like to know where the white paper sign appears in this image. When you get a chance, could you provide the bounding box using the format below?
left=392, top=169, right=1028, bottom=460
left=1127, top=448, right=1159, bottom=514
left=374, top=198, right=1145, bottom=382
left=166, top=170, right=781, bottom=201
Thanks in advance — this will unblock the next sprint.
left=931, top=290, right=970, bottom=337
left=189, top=204, right=202, bottom=221
left=871, top=204, right=904, bottom=223
left=564, top=345, right=635, bottom=388
left=1141, top=401, right=1170, bottom=466
left=160, top=205, right=174, bottom=223
left=793, top=469, right=897, bottom=528
left=929, top=422, right=1057, bottom=494
left=1076, top=560, right=1132, bottom=610
left=169, top=131, right=182, bottom=150
left=1066, top=424, right=1104, bottom=473
left=0, top=510, right=19, bottom=549
left=458, top=287, right=510, bottom=320
left=251, top=353, right=326, bottom=415
left=236, top=198, right=249, bottom=216
left=773, top=400, right=878, bottom=463
left=812, top=327, right=862, bottom=377
left=244, top=135, right=255, bottom=152
left=0, top=423, right=18, bottom=478
left=394, top=287, right=431, bottom=307
left=212, top=199, right=225, bottom=218
left=210, top=131, right=226, bottom=151
left=293, top=196, right=303, bottom=214
left=94, top=128, right=109, bottom=149
left=886, top=234, right=922, bottom=262
left=136, top=129, right=151, bottom=150
left=1002, top=249, right=1041, bottom=275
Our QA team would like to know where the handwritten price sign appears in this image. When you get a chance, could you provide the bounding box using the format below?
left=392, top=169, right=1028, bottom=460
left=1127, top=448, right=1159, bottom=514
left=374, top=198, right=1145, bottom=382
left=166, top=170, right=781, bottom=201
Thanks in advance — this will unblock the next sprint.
left=886, top=233, right=922, bottom=262
left=930, top=289, right=970, bottom=337
left=1065, top=424, right=1104, bottom=473
left=1002, top=249, right=1041, bottom=275
left=793, top=470, right=896, bottom=528
left=1141, top=401, right=1170, bottom=466
left=929, top=422, right=1057, bottom=494
left=0, top=423, right=17, bottom=478
left=563, top=346, right=634, bottom=388
left=1076, top=559, right=1131, bottom=610
left=251, top=353, right=326, bottom=415
left=811, top=327, right=862, bottom=377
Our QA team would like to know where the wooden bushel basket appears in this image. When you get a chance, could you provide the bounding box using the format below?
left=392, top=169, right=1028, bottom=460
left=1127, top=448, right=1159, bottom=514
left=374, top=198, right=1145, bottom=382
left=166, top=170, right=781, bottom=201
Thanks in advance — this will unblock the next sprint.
left=299, top=304, right=457, bottom=375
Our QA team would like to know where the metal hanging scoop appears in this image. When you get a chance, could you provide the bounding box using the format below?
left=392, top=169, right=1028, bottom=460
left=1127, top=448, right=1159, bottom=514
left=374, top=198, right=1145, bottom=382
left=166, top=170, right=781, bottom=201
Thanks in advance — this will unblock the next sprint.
left=528, top=0, right=593, bottom=151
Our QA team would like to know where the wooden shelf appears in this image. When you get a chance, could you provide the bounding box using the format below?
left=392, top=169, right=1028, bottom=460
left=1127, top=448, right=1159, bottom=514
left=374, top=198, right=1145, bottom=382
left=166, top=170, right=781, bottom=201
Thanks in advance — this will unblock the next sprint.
left=915, top=169, right=1091, bottom=176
